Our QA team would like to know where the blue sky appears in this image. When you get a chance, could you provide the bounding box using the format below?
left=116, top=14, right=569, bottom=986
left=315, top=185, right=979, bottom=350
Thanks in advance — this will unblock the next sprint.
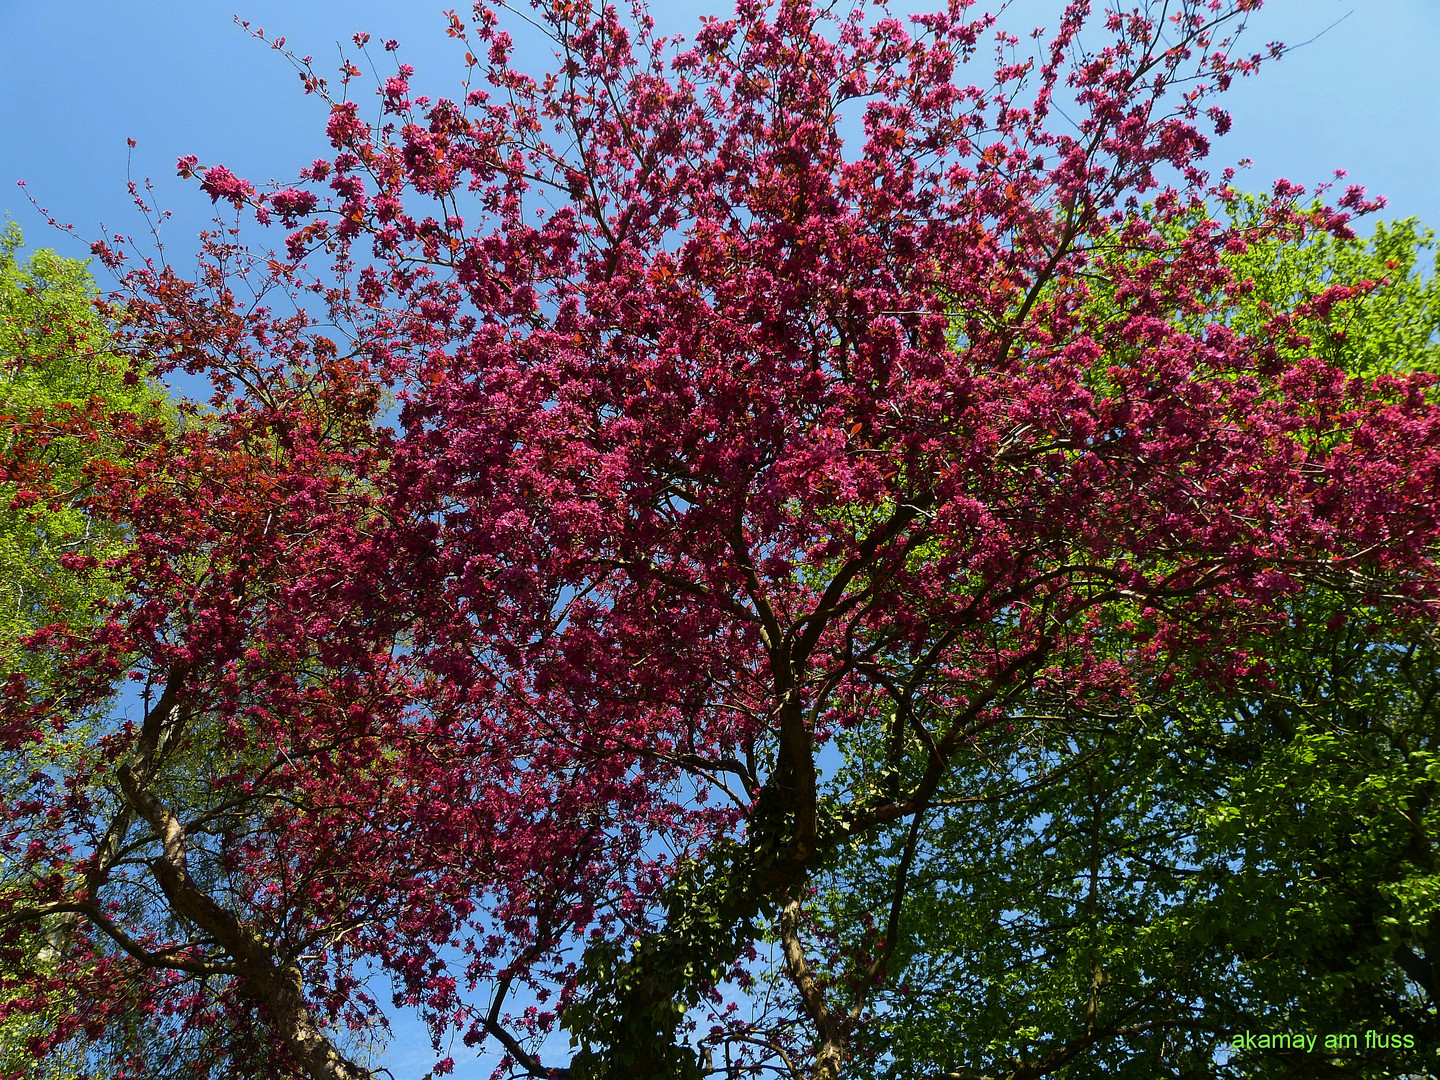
left=2, top=0, right=1438, bottom=260
left=2, top=1, right=1438, bottom=1077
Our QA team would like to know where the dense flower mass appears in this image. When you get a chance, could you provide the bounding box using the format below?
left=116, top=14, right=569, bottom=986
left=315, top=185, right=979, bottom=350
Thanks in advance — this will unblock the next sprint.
left=3, top=1, right=1439, bottom=1079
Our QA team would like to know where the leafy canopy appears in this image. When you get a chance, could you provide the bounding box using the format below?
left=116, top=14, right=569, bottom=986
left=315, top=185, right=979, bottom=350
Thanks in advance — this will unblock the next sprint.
left=3, top=3, right=1440, bottom=1080
left=818, top=204, right=1440, bottom=1080
left=0, top=224, right=168, bottom=685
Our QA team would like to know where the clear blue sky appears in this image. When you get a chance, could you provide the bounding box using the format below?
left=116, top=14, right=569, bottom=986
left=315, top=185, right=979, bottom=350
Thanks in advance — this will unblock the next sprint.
left=2, top=0, right=1438, bottom=260
left=2, top=1, right=1437, bottom=1077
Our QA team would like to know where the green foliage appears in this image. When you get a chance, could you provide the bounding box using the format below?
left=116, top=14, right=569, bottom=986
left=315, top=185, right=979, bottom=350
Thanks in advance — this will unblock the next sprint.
left=0, top=223, right=165, bottom=686
left=1208, top=202, right=1440, bottom=378
left=1095, top=194, right=1440, bottom=379
left=825, top=601, right=1438, bottom=1079
left=564, top=847, right=747, bottom=1080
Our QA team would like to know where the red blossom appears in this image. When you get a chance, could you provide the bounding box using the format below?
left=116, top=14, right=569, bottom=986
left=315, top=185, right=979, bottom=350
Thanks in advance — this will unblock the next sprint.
left=4, top=2, right=1435, bottom=1078
left=195, top=163, right=254, bottom=207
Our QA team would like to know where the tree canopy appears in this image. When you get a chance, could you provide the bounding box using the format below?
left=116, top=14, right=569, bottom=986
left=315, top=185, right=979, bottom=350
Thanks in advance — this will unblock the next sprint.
left=2, top=2, right=1439, bottom=1079
left=0, top=225, right=169, bottom=689
left=821, top=204, right=1440, bottom=1080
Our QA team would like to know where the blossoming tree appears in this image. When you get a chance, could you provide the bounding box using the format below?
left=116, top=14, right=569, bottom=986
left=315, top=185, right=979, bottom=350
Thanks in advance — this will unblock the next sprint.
left=3, top=1, right=1438, bottom=1078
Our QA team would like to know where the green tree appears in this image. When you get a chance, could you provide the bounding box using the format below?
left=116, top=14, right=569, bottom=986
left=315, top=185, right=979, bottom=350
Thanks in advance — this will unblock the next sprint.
left=800, top=208, right=1440, bottom=1080
left=0, top=224, right=171, bottom=683
left=0, top=224, right=171, bottom=1079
